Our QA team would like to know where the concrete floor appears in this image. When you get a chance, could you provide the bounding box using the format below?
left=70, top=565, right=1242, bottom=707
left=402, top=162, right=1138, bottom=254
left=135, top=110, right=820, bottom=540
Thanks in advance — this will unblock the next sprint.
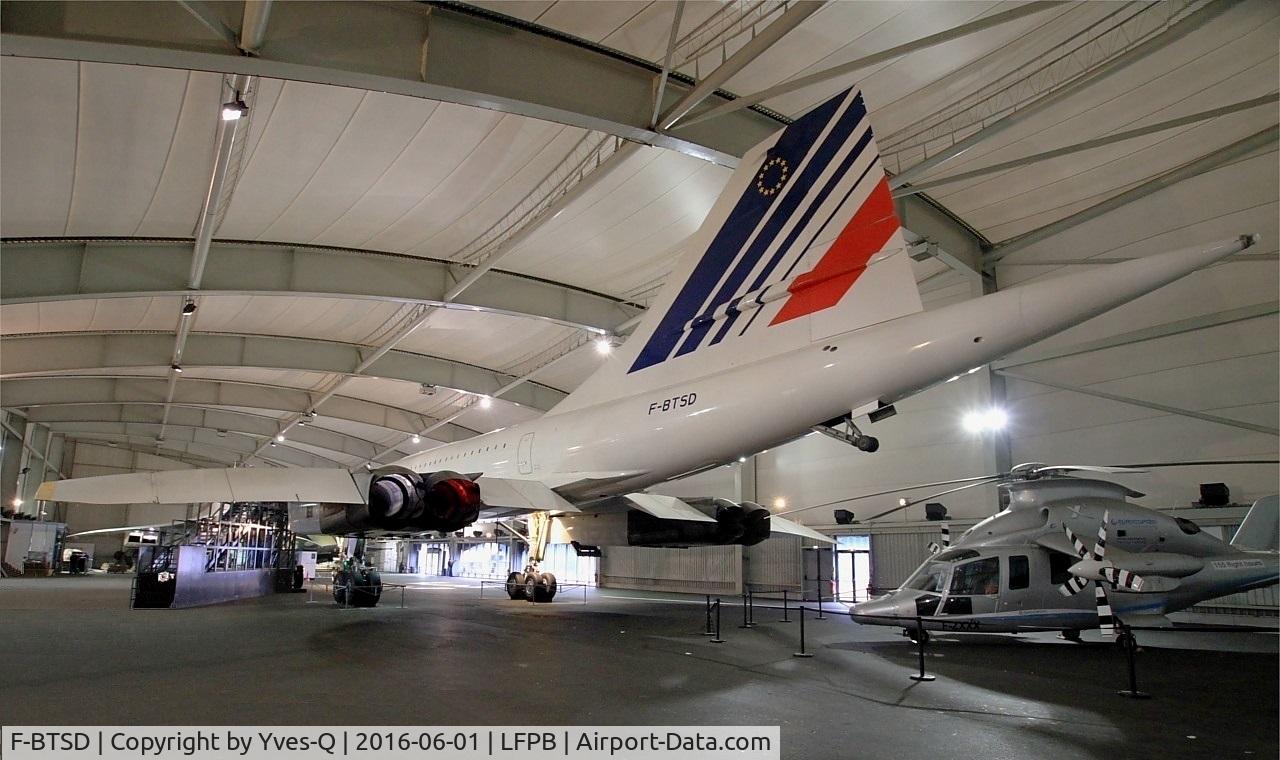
left=1, top=573, right=1276, bottom=760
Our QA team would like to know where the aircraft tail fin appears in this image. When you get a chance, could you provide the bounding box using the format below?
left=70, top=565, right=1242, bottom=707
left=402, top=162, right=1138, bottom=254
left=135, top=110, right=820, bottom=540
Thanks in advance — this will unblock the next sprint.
left=1231, top=495, right=1279, bottom=550
left=553, top=87, right=920, bottom=414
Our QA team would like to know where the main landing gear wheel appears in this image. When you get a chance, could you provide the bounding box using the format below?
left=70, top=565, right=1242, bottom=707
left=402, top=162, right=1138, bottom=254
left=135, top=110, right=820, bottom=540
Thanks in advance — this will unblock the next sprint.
left=854, top=435, right=879, bottom=453
left=522, top=571, right=558, bottom=603
left=506, top=572, right=527, bottom=600
left=334, top=567, right=382, bottom=608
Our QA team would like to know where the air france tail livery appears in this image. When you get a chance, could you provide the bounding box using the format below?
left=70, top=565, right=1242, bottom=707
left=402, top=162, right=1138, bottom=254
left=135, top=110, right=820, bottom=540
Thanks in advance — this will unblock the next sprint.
left=39, top=87, right=1257, bottom=602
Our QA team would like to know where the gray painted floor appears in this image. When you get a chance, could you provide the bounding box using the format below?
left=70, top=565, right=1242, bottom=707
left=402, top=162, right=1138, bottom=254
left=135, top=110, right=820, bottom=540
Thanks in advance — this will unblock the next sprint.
left=1, top=573, right=1276, bottom=760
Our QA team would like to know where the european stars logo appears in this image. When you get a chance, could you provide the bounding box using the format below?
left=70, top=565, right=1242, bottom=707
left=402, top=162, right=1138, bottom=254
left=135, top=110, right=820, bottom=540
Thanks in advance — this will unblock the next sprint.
left=754, top=154, right=790, bottom=197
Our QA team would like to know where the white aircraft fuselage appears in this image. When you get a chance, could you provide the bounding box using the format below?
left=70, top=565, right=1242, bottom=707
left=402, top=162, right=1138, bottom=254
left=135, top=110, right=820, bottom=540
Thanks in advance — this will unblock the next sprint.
left=387, top=236, right=1254, bottom=503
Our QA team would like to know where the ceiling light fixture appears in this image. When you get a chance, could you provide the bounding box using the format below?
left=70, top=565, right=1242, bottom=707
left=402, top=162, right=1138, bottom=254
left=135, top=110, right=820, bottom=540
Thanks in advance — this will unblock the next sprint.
left=171, top=363, right=183, bottom=373
left=220, top=98, right=248, bottom=121
left=594, top=337, right=613, bottom=355
left=962, top=408, right=1009, bottom=434
left=412, top=435, right=421, bottom=444
left=275, top=433, right=285, bottom=442
left=478, top=395, right=492, bottom=410
left=181, top=301, right=197, bottom=316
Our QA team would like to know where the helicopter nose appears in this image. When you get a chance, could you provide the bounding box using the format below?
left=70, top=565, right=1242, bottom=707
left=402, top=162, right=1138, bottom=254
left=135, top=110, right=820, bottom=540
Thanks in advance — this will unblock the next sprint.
left=849, top=595, right=914, bottom=624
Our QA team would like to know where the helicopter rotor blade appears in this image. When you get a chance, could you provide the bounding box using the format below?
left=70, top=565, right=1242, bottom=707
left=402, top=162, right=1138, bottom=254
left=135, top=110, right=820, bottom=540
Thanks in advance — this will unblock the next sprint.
left=1109, top=459, right=1279, bottom=469
left=774, top=474, right=1002, bottom=517
left=861, top=477, right=1004, bottom=522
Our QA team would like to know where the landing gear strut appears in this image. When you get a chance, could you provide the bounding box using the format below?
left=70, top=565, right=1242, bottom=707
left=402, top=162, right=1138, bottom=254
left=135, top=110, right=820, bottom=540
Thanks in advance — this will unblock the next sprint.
left=504, top=512, right=558, bottom=603
left=811, top=413, right=879, bottom=452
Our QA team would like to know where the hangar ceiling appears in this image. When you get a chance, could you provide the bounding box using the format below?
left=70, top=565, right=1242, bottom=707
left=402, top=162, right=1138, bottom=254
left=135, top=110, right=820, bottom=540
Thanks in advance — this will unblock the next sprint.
left=2, top=0, right=1276, bottom=474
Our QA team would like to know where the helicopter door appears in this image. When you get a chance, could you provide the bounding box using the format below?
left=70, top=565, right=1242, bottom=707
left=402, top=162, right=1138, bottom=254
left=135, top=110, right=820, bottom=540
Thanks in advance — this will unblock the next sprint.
left=939, top=556, right=1000, bottom=616
left=997, top=553, right=1036, bottom=612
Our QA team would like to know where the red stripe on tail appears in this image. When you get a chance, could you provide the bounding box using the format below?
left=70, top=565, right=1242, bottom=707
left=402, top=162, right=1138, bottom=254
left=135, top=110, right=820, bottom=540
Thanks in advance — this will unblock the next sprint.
left=770, top=178, right=899, bottom=325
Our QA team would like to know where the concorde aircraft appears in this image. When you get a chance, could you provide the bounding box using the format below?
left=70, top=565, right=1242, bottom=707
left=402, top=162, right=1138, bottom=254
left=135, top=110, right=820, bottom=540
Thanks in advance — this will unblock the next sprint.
left=848, top=469, right=1279, bottom=643
left=37, top=86, right=1259, bottom=604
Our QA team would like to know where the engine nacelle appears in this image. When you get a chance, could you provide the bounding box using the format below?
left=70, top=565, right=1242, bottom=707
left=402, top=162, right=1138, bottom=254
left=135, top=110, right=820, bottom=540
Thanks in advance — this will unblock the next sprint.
left=319, top=468, right=482, bottom=535
left=624, top=499, right=772, bottom=548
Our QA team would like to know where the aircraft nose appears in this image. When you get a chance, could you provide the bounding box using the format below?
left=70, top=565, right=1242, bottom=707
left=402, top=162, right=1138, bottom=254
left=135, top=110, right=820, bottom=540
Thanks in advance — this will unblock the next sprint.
left=849, top=596, right=912, bottom=624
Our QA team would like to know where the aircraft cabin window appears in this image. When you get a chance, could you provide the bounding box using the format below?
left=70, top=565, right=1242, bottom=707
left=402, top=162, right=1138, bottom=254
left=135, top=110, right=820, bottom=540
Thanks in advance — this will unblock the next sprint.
left=1008, top=555, right=1029, bottom=590
left=1049, top=551, right=1075, bottom=585
left=948, top=556, right=999, bottom=596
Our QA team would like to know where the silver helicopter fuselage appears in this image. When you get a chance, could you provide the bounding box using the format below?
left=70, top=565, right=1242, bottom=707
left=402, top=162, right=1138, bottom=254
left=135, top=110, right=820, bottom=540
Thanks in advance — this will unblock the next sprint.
left=850, top=478, right=1279, bottom=634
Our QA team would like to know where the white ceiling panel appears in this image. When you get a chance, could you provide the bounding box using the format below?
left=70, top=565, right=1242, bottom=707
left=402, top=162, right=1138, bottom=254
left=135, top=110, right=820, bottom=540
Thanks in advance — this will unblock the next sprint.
left=394, top=308, right=578, bottom=377
left=303, top=101, right=502, bottom=249
left=251, top=92, right=441, bottom=244
left=0, top=57, right=78, bottom=237
left=217, top=80, right=369, bottom=240
left=359, top=114, right=568, bottom=255
left=533, top=2, right=655, bottom=47
left=65, top=64, right=200, bottom=236
left=501, top=145, right=731, bottom=296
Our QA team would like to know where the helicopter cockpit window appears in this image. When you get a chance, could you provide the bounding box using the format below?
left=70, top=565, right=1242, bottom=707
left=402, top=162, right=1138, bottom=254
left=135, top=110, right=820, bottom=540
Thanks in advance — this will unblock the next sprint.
left=903, top=562, right=950, bottom=593
left=948, top=556, right=1000, bottom=596
left=903, top=549, right=979, bottom=592
left=1175, top=517, right=1201, bottom=535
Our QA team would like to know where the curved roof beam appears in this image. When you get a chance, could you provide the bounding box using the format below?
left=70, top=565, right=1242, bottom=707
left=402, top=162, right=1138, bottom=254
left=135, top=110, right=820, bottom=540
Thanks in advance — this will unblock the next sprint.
left=65, top=437, right=246, bottom=470
left=47, top=427, right=336, bottom=469
left=0, top=1, right=784, bottom=165
left=44, top=420, right=350, bottom=468
left=0, top=332, right=568, bottom=411
left=25, top=403, right=398, bottom=463
left=0, top=239, right=642, bottom=334
left=0, top=375, right=480, bottom=443
left=0, top=1, right=987, bottom=260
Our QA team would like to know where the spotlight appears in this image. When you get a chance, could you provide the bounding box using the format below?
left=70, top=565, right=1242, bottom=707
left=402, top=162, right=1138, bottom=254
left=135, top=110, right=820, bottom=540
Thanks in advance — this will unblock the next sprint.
left=478, top=395, right=492, bottom=409
left=963, top=407, right=1008, bottom=433
left=12, top=497, right=22, bottom=508
left=220, top=99, right=248, bottom=121
left=772, top=497, right=787, bottom=509
left=983, top=408, right=1008, bottom=430
left=181, top=301, right=197, bottom=316
left=594, top=337, right=613, bottom=355
left=738, top=456, right=747, bottom=463
left=275, top=433, right=285, bottom=442
left=171, top=363, right=183, bottom=373
left=412, top=435, right=421, bottom=444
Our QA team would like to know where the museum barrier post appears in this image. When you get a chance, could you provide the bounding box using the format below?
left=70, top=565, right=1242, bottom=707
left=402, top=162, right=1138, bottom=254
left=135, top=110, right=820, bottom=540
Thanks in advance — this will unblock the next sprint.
left=909, top=617, right=935, bottom=682
left=793, top=605, right=814, bottom=658
left=1117, top=623, right=1150, bottom=699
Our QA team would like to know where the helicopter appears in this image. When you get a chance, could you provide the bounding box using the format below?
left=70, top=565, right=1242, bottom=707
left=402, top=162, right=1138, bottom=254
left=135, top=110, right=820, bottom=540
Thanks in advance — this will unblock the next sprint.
left=845, top=463, right=1279, bottom=643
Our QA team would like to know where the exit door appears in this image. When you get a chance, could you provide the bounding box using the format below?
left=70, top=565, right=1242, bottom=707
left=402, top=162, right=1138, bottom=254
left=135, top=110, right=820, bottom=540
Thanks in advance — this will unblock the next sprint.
left=835, top=535, right=872, bottom=602
left=835, top=549, right=871, bottom=602
left=518, top=433, right=535, bottom=475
